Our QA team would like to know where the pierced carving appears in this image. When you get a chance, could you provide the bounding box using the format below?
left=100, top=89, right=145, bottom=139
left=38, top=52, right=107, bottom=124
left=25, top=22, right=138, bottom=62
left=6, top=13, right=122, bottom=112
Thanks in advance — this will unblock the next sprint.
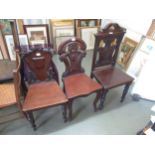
left=58, top=38, right=87, bottom=77
left=93, top=23, right=126, bottom=68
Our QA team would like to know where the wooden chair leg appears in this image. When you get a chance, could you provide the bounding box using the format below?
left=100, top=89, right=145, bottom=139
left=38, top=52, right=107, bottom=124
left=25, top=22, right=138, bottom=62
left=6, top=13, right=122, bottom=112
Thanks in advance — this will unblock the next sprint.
left=23, top=112, right=29, bottom=121
left=62, top=104, right=68, bottom=123
left=93, top=91, right=101, bottom=112
left=68, top=100, right=73, bottom=121
left=120, top=82, right=131, bottom=102
left=98, top=90, right=108, bottom=110
left=27, top=111, right=37, bottom=131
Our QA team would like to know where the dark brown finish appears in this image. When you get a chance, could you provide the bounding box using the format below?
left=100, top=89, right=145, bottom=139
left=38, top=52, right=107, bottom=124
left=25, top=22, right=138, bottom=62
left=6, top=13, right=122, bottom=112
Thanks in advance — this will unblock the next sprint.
left=91, top=23, right=134, bottom=110
left=0, top=53, right=23, bottom=124
left=23, top=50, right=59, bottom=84
left=63, top=73, right=102, bottom=99
left=58, top=38, right=102, bottom=120
left=22, top=81, right=68, bottom=111
left=22, top=50, right=68, bottom=130
left=58, top=38, right=86, bottom=77
left=9, top=19, right=20, bottom=49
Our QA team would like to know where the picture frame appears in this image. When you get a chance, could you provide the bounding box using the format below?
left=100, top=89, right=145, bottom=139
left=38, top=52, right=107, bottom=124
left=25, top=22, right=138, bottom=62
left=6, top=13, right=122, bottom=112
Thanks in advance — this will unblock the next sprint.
left=19, top=34, right=29, bottom=52
left=19, top=34, right=29, bottom=46
left=23, top=19, right=48, bottom=25
left=146, top=19, right=155, bottom=39
left=126, top=49, right=149, bottom=79
left=117, top=37, right=138, bottom=69
left=81, top=27, right=98, bottom=50
left=56, top=36, right=74, bottom=50
left=0, top=46, right=4, bottom=60
left=140, top=37, right=155, bottom=54
left=16, top=19, right=25, bottom=34
left=0, top=19, right=12, bottom=35
left=0, top=30, right=9, bottom=59
left=5, top=35, right=16, bottom=61
left=24, top=24, right=50, bottom=47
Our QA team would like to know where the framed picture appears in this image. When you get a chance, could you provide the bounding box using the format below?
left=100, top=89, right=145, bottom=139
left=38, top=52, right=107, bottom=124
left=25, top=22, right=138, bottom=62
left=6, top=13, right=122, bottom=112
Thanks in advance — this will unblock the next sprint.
left=126, top=50, right=149, bottom=79
left=0, top=31, right=9, bottom=59
left=16, top=19, right=24, bottom=34
left=81, top=27, right=98, bottom=50
left=140, top=37, right=155, bottom=54
left=146, top=19, right=155, bottom=38
left=5, top=35, right=16, bottom=61
left=0, top=47, right=4, bottom=60
left=55, top=28, right=74, bottom=37
left=23, top=19, right=48, bottom=25
left=19, top=35, right=29, bottom=46
left=56, top=36, right=74, bottom=50
left=24, top=24, right=50, bottom=47
left=0, top=19, right=12, bottom=34
left=117, top=37, right=138, bottom=69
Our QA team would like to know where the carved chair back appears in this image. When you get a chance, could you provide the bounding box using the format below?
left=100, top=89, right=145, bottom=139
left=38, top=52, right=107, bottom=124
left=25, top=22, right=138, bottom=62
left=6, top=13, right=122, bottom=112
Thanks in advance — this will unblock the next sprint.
left=58, top=38, right=87, bottom=77
left=23, top=50, right=59, bottom=84
left=92, top=23, right=126, bottom=71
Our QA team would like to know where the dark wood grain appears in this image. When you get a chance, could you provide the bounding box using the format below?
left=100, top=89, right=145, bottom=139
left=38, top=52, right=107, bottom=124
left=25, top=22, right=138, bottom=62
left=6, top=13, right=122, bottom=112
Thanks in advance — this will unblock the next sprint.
left=58, top=38, right=102, bottom=120
left=91, top=23, right=134, bottom=110
left=58, top=38, right=86, bottom=77
left=63, top=73, right=102, bottom=99
left=21, top=50, right=68, bottom=130
left=22, top=81, right=68, bottom=111
left=23, top=50, right=59, bottom=84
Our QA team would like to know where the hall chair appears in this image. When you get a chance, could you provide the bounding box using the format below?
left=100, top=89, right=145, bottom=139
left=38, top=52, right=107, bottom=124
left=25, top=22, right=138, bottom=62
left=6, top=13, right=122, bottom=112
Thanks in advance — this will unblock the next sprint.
left=20, top=50, right=68, bottom=130
left=0, top=53, right=23, bottom=124
left=91, top=23, right=134, bottom=110
left=58, top=38, right=102, bottom=121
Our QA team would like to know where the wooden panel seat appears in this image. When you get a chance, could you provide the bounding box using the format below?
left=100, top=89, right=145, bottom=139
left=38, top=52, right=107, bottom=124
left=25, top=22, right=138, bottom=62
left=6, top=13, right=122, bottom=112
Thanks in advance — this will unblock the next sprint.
left=58, top=38, right=102, bottom=120
left=93, top=67, right=133, bottom=89
left=91, top=23, right=134, bottom=110
left=22, top=81, right=68, bottom=112
left=64, top=73, right=102, bottom=99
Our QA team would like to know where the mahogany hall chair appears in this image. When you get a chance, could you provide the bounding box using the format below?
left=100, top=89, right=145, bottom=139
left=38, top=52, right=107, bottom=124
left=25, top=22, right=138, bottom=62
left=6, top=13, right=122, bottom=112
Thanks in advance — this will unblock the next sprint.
left=58, top=38, right=102, bottom=121
left=0, top=53, right=23, bottom=124
left=91, top=23, right=134, bottom=110
left=21, top=50, right=68, bottom=130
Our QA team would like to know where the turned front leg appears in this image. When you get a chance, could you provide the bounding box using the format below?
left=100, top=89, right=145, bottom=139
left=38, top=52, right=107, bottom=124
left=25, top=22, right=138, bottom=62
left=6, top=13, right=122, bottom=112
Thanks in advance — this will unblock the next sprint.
left=62, top=103, right=68, bottom=122
left=121, top=82, right=132, bottom=102
left=27, top=111, right=37, bottom=131
left=93, top=91, right=101, bottom=112
left=68, top=100, right=73, bottom=121
left=98, top=90, right=108, bottom=110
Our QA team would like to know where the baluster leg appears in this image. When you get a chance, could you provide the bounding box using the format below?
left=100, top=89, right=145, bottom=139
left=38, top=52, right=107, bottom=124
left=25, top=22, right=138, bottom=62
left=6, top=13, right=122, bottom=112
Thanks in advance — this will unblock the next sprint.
left=27, top=111, right=37, bottom=131
left=98, top=90, right=108, bottom=110
left=120, top=82, right=131, bottom=102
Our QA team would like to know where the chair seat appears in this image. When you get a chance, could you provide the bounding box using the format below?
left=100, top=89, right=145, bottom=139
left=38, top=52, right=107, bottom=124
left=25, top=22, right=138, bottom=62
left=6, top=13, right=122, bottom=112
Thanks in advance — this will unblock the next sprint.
left=22, top=81, right=68, bottom=112
left=93, top=67, right=134, bottom=89
left=63, top=73, right=102, bottom=99
left=0, top=83, right=16, bottom=108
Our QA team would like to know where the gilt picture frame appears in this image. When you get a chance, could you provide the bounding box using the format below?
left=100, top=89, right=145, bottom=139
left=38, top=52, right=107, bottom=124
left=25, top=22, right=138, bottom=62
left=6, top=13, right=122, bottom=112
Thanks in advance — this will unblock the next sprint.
left=118, top=37, right=138, bottom=69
